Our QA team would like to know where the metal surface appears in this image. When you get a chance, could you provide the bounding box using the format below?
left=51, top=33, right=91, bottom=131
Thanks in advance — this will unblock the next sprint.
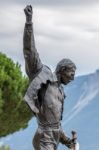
left=23, top=5, right=76, bottom=150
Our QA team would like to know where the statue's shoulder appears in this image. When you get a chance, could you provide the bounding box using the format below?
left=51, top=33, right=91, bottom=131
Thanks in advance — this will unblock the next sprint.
left=41, top=65, right=58, bottom=83
left=37, top=65, right=53, bottom=83
left=27, top=65, right=56, bottom=93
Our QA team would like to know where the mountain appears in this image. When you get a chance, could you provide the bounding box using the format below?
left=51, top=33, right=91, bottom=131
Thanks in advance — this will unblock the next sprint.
left=0, top=70, right=99, bottom=150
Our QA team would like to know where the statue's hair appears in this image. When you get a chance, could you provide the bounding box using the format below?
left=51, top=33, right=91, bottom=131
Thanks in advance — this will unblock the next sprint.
left=55, top=58, right=76, bottom=73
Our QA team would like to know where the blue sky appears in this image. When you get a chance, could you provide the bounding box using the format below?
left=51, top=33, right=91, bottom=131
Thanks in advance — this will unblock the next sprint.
left=0, top=0, right=99, bottom=75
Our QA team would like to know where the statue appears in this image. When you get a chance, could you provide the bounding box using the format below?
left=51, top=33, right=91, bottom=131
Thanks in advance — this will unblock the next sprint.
left=23, top=5, right=77, bottom=150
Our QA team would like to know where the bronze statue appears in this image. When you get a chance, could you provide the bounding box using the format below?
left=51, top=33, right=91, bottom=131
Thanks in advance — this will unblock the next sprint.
left=23, top=5, right=76, bottom=150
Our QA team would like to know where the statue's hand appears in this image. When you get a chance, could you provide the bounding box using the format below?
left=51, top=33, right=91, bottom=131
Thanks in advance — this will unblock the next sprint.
left=65, top=138, right=75, bottom=149
left=24, top=5, right=33, bottom=23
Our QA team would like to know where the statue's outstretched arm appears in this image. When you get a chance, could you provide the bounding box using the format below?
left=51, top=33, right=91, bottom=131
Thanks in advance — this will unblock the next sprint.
left=23, top=5, right=43, bottom=81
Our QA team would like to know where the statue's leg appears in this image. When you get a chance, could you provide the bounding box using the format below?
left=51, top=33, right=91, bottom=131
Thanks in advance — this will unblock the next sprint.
left=33, top=129, right=57, bottom=150
left=33, top=133, right=55, bottom=150
left=39, top=130, right=57, bottom=150
left=40, top=142, right=55, bottom=150
left=33, top=128, right=61, bottom=150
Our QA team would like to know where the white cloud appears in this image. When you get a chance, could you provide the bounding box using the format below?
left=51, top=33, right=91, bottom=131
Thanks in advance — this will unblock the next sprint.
left=0, top=3, right=99, bottom=75
left=0, top=0, right=99, bottom=7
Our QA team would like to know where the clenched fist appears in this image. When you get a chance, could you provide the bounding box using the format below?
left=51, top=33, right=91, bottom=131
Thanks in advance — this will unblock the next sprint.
left=24, top=5, right=33, bottom=23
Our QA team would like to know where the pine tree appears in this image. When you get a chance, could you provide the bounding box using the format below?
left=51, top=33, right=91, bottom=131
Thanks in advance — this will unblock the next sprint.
left=0, top=52, right=32, bottom=137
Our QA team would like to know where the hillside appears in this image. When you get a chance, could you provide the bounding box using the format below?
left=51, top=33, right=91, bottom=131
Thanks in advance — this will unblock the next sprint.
left=0, top=70, right=99, bottom=150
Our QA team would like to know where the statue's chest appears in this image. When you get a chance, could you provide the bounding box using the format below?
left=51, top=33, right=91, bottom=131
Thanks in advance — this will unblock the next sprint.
left=44, top=83, right=65, bottom=109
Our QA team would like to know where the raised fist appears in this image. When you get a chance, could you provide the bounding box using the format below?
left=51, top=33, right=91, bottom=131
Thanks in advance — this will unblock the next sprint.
left=24, top=5, right=33, bottom=23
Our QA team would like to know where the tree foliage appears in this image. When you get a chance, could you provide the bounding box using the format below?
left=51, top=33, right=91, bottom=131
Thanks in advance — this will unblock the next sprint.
left=0, top=52, right=32, bottom=137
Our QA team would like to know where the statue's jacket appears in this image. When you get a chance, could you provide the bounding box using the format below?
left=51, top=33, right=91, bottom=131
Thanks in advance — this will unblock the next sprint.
left=24, top=65, right=65, bottom=125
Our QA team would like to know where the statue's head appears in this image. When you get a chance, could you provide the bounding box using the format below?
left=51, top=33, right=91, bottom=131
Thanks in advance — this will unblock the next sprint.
left=55, top=58, right=76, bottom=85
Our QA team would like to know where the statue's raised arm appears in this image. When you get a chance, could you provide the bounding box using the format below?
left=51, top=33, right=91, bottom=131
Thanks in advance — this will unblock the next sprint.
left=23, top=5, right=43, bottom=81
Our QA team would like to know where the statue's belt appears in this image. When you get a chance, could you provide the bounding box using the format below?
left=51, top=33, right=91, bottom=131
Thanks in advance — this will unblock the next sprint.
left=38, top=122, right=61, bottom=130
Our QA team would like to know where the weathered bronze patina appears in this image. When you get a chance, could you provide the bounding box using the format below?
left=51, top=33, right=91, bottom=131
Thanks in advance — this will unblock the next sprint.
left=23, top=5, right=76, bottom=150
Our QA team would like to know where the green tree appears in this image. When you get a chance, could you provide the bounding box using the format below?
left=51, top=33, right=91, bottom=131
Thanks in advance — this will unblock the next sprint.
left=0, top=52, right=32, bottom=137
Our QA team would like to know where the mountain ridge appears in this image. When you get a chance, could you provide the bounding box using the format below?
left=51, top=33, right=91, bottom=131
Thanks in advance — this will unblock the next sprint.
left=0, top=70, right=99, bottom=150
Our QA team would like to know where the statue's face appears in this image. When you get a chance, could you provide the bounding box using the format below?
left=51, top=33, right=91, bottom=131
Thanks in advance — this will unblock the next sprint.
left=60, top=65, right=76, bottom=85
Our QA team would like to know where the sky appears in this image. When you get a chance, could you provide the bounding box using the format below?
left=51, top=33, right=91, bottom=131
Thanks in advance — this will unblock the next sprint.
left=0, top=0, right=99, bottom=75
